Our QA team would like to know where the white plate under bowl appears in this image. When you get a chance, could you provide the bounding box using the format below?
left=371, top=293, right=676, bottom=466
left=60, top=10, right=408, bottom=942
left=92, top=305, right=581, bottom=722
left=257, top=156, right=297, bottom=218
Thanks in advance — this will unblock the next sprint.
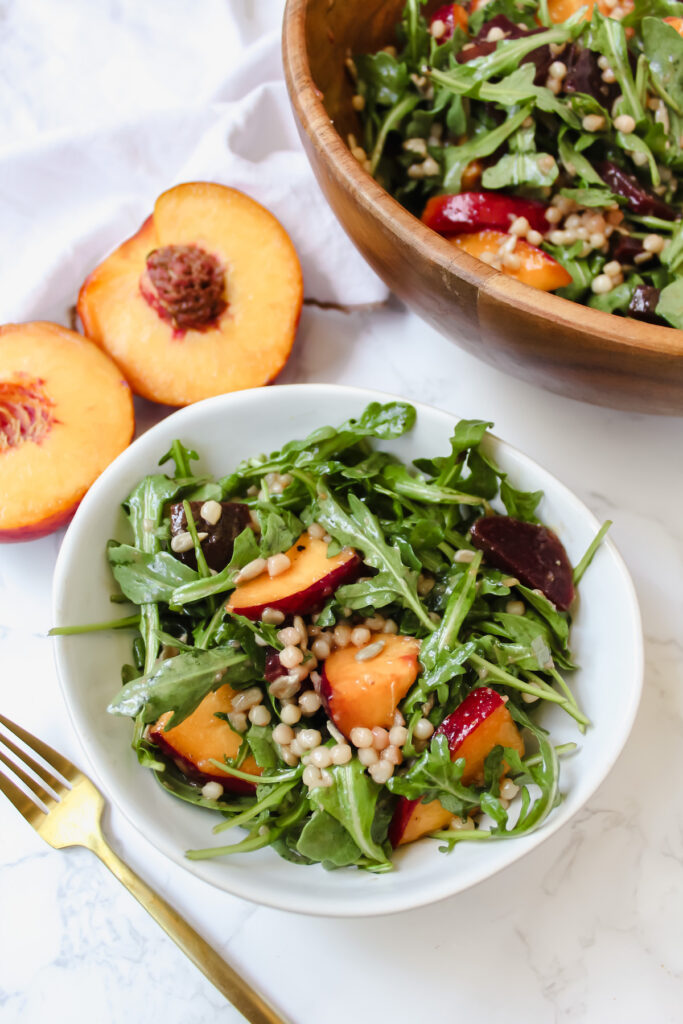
left=52, top=384, right=642, bottom=917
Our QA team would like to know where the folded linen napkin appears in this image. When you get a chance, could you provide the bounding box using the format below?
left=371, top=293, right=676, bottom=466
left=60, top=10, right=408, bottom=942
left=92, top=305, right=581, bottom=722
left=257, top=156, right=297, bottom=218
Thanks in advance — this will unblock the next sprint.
left=0, top=0, right=389, bottom=324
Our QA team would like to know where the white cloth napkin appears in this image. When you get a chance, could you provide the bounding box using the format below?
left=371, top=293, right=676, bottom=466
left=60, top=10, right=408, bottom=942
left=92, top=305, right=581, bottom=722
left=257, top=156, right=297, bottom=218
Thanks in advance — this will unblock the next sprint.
left=0, top=0, right=389, bottom=324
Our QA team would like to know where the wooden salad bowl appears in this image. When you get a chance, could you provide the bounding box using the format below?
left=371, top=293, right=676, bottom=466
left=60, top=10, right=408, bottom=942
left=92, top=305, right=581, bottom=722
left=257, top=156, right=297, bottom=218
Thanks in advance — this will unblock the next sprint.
left=282, top=0, right=683, bottom=414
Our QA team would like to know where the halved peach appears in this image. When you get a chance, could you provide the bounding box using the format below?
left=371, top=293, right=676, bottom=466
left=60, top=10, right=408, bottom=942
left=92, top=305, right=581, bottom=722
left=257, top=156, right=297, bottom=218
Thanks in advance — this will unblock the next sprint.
left=227, top=533, right=361, bottom=619
left=319, top=634, right=422, bottom=738
left=0, top=322, right=134, bottom=541
left=450, top=230, right=572, bottom=291
left=389, top=688, right=525, bottom=846
left=77, top=182, right=303, bottom=406
left=149, top=684, right=261, bottom=793
left=547, top=0, right=633, bottom=19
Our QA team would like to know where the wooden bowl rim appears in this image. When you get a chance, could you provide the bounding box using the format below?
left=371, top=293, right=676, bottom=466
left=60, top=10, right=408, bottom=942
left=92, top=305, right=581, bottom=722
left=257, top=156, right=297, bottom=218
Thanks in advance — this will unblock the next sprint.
left=282, top=0, right=683, bottom=359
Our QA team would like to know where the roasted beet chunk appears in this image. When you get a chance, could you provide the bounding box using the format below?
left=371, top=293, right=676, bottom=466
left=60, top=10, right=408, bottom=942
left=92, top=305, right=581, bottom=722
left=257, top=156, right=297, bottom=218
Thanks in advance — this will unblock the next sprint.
left=598, top=162, right=677, bottom=221
left=563, top=46, right=618, bottom=107
left=470, top=515, right=575, bottom=610
left=169, top=500, right=251, bottom=571
left=609, top=233, right=644, bottom=264
left=628, top=284, right=665, bottom=325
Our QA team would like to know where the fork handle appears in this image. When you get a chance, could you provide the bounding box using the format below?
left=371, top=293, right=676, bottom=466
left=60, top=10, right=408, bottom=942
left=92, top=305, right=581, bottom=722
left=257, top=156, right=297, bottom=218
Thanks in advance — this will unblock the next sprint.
left=89, top=835, right=289, bottom=1024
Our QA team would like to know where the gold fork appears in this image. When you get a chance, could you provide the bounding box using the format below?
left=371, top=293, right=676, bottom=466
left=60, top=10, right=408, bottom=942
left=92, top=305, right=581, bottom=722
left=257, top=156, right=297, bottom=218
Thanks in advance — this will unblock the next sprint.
left=0, top=713, right=289, bottom=1024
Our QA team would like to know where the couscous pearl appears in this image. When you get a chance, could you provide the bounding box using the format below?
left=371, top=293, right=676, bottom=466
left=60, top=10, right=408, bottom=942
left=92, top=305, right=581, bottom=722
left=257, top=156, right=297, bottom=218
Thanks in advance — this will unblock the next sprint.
left=249, top=705, right=271, bottom=726
left=170, top=531, right=194, bottom=554
left=643, top=233, right=665, bottom=253
left=364, top=615, right=386, bottom=630
left=269, top=677, right=301, bottom=700
left=281, top=748, right=299, bottom=766
left=292, top=615, right=308, bottom=644
left=382, top=744, right=403, bottom=765
left=298, top=728, right=322, bottom=750
left=526, top=229, right=543, bottom=246
left=582, top=114, right=605, bottom=132
left=548, top=60, right=566, bottom=79
left=602, top=68, right=616, bottom=83
left=597, top=54, right=610, bottom=69
left=280, top=703, right=302, bottom=725
left=307, top=522, right=326, bottom=539
left=372, top=727, right=390, bottom=751
left=500, top=778, right=520, bottom=800
left=503, top=252, right=521, bottom=270
left=358, top=747, right=379, bottom=767
left=351, top=93, right=365, bottom=111
left=312, top=638, right=331, bottom=661
left=545, top=206, right=562, bottom=223
left=302, top=765, right=322, bottom=788
left=369, top=760, right=394, bottom=784
left=589, top=232, right=606, bottom=249
left=350, top=726, right=374, bottom=749
left=262, top=606, right=285, bottom=625
left=591, top=273, right=613, bottom=294
left=413, top=718, right=435, bottom=740
left=351, top=626, right=371, bottom=647
left=450, top=816, right=476, bottom=831
left=331, top=743, right=353, bottom=765
left=383, top=619, right=399, bottom=634
left=454, top=549, right=476, bottom=563
left=333, top=623, right=352, bottom=648
left=277, top=626, right=301, bottom=647
left=310, top=745, right=332, bottom=768
left=279, top=644, right=304, bottom=669
left=506, top=600, right=526, bottom=615
left=299, top=690, right=322, bottom=715
left=393, top=709, right=406, bottom=727
left=228, top=711, right=247, bottom=732
left=201, top=781, right=224, bottom=800
left=430, top=17, right=446, bottom=36
left=603, top=260, right=622, bottom=278
left=522, top=690, right=540, bottom=704
left=389, top=725, right=408, bottom=746
left=614, top=114, right=636, bottom=133
left=273, top=723, right=294, bottom=745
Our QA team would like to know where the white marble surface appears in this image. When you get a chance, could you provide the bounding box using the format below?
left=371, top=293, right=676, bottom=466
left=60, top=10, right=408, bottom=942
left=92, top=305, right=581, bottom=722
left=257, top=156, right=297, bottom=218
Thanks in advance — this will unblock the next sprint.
left=2, top=301, right=683, bottom=1024
left=2, top=1, right=683, bottom=1021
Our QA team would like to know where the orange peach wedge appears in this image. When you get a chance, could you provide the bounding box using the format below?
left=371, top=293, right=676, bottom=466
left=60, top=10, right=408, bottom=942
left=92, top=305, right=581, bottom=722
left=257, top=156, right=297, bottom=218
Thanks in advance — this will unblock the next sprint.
left=78, top=182, right=303, bottom=406
left=0, top=322, right=134, bottom=541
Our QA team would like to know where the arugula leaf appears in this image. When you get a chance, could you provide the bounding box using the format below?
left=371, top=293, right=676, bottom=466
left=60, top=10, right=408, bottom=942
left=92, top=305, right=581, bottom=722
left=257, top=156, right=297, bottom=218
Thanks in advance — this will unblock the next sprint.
left=315, top=486, right=434, bottom=631
left=170, top=526, right=260, bottom=606
left=585, top=11, right=644, bottom=121
left=310, top=760, right=390, bottom=864
left=108, top=543, right=199, bottom=604
left=442, top=105, right=534, bottom=191
left=381, top=464, right=485, bottom=506
left=355, top=52, right=410, bottom=107
left=482, top=151, right=558, bottom=189
left=642, top=17, right=683, bottom=114
left=589, top=277, right=641, bottom=314
left=107, top=647, right=251, bottom=726
left=656, top=278, right=683, bottom=329
left=661, top=220, right=683, bottom=275
left=296, top=810, right=363, bottom=868
left=500, top=479, right=543, bottom=521
left=559, top=187, right=624, bottom=207
left=388, top=734, right=481, bottom=815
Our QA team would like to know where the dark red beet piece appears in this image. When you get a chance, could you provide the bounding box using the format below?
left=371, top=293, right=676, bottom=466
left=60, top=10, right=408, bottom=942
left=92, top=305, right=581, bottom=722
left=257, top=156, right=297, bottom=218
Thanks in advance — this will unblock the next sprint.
left=609, top=233, right=644, bottom=264
left=169, top=500, right=251, bottom=572
left=628, top=284, right=664, bottom=325
left=470, top=515, right=575, bottom=610
left=264, top=648, right=285, bottom=683
left=563, top=46, right=618, bottom=108
left=421, top=192, right=550, bottom=235
left=598, top=162, right=677, bottom=221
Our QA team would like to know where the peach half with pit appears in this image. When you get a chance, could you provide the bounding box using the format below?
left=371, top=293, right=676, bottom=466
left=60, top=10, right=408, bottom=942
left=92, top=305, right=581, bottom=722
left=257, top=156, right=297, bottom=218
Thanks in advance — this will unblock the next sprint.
left=149, top=684, right=261, bottom=794
left=77, top=182, right=303, bottom=406
left=227, top=533, right=361, bottom=620
left=388, top=687, right=525, bottom=846
left=0, top=322, right=134, bottom=541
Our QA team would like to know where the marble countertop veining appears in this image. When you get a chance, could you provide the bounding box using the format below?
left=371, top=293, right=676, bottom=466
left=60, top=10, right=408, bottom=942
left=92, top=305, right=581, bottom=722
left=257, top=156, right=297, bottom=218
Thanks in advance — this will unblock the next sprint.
left=1, top=300, right=683, bottom=1024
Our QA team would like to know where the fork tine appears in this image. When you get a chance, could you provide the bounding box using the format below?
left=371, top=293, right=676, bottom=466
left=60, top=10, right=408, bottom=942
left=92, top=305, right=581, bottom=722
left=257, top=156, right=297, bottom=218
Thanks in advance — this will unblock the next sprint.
left=0, top=714, right=78, bottom=784
left=0, top=762, right=45, bottom=820
left=0, top=729, right=68, bottom=797
left=0, top=746, right=59, bottom=809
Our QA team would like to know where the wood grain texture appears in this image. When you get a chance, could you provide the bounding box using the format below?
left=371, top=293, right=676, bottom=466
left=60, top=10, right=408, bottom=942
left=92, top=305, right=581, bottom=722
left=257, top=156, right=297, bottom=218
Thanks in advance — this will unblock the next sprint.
left=282, top=0, right=683, bottom=414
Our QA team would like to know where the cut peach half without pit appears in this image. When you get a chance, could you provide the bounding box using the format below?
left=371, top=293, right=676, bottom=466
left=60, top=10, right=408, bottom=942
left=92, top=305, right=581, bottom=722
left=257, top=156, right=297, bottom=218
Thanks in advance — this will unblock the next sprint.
left=0, top=322, right=134, bottom=541
left=149, top=684, right=261, bottom=794
left=77, top=182, right=303, bottom=406
left=227, top=533, right=361, bottom=619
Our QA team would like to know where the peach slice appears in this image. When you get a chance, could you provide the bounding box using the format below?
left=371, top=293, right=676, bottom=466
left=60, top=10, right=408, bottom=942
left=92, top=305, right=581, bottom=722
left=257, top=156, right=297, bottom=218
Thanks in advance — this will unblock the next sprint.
left=0, top=322, right=134, bottom=541
left=77, top=182, right=303, bottom=406
left=227, top=533, right=361, bottom=619
left=389, top=688, right=525, bottom=846
left=149, top=684, right=261, bottom=794
left=450, top=230, right=572, bottom=291
left=319, top=634, right=422, bottom=738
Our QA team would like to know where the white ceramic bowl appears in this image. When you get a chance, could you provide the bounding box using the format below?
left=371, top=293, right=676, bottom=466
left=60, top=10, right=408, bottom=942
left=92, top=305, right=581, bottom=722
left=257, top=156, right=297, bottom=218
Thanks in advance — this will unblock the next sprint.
left=52, top=384, right=642, bottom=917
